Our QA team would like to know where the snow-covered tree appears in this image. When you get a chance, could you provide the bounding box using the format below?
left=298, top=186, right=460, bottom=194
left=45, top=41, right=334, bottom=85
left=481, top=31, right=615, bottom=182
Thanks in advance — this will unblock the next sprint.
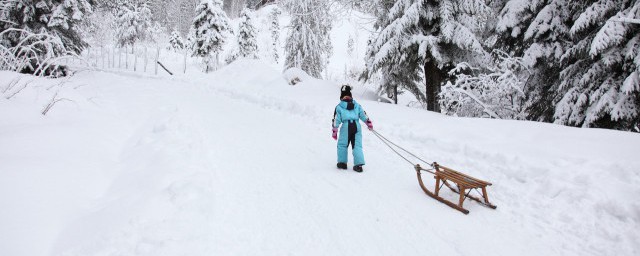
left=282, top=0, right=333, bottom=78
left=168, top=28, right=185, bottom=51
left=440, top=50, right=529, bottom=119
left=268, top=6, right=281, bottom=63
left=1, top=0, right=92, bottom=75
left=1, top=0, right=93, bottom=54
left=554, top=0, right=640, bottom=130
left=147, top=21, right=165, bottom=44
left=362, top=0, right=491, bottom=110
left=190, top=0, right=230, bottom=72
left=237, top=8, right=258, bottom=59
left=115, top=0, right=153, bottom=47
left=223, top=0, right=247, bottom=18
left=492, top=0, right=587, bottom=122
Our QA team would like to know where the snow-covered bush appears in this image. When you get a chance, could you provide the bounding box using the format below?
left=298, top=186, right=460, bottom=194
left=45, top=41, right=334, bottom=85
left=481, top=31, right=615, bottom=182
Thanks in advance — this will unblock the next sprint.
left=283, top=67, right=310, bottom=85
left=440, top=51, right=528, bottom=119
left=0, top=28, right=73, bottom=77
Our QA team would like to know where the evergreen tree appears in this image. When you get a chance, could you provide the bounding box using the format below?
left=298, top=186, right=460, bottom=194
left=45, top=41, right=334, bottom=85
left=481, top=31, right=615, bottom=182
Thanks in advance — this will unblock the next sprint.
left=169, top=28, right=185, bottom=51
left=492, top=1, right=592, bottom=122
left=115, top=0, right=153, bottom=47
left=237, top=8, right=258, bottom=59
left=283, top=0, right=332, bottom=78
left=554, top=0, right=640, bottom=130
left=1, top=0, right=93, bottom=54
left=191, top=0, right=230, bottom=72
left=362, top=0, right=490, bottom=110
left=269, top=6, right=281, bottom=63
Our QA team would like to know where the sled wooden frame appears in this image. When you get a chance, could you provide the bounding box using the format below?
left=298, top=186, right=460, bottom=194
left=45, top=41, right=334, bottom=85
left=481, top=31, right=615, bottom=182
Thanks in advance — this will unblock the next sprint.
left=415, top=162, right=496, bottom=214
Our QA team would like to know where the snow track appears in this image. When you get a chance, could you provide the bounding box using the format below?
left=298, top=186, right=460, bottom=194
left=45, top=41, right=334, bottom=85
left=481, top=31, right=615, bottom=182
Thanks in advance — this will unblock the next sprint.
left=1, top=60, right=639, bottom=256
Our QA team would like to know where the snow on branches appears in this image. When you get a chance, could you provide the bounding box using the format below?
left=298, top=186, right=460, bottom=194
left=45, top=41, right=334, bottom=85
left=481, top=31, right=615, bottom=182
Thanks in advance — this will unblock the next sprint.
left=115, top=0, right=152, bottom=47
left=237, top=8, right=258, bottom=59
left=190, top=0, right=230, bottom=73
left=282, top=0, right=333, bottom=78
left=440, top=50, right=528, bottom=119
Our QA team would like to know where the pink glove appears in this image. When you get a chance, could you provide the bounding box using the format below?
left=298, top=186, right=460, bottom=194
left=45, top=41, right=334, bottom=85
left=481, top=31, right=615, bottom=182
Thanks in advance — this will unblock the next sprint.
left=332, top=127, right=338, bottom=140
left=366, top=119, right=373, bottom=130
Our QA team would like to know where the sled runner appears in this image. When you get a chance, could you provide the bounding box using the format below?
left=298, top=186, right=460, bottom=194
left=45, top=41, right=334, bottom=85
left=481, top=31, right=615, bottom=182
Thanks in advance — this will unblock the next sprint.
left=415, top=163, right=496, bottom=214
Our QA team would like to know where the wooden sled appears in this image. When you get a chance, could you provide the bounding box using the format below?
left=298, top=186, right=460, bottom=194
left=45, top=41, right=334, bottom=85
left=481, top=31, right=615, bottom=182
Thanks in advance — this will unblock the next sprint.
left=415, top=163, right=496, bottom=214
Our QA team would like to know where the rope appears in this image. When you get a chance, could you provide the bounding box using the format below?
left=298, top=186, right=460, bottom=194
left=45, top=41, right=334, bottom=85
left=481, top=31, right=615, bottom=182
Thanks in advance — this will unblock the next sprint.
left=370, top=129, right=434, bottom=168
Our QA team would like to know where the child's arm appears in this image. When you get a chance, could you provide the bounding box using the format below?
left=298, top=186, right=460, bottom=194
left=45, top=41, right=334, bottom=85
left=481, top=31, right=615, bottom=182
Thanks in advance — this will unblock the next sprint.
left=358, top=105, right=370, bottom=123
left=332, top=107, right=342, bottom=128
left=358, top=105, right=373, bottom=130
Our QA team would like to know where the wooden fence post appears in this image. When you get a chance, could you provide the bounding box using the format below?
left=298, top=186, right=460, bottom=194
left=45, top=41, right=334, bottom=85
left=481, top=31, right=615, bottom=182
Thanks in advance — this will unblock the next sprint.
left=183, top=49, right=187, bottom=74
left=144, top=47, right=148, bottom=73
left=102, top=46, right=105, bottom=69
left=154, top=46, right=160, bottom=75
left=134, top=46, right=138, bottom=72
left=118, top=47, right=122, bottom=69
left=125, top=45, right=129, bottom=70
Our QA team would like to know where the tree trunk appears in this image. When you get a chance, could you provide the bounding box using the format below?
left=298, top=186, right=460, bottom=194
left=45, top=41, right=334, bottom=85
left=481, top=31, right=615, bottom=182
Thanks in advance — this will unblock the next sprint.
left=424, top=60, right=442, bottom=112
left=394, top=83, right=398, bottom=105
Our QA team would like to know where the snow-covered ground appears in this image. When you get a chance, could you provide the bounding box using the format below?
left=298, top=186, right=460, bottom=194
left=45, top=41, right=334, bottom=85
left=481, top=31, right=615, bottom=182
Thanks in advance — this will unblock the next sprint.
left=1, top=58, right=639, bottom=256
left=1, top=4, right=639, bottom=256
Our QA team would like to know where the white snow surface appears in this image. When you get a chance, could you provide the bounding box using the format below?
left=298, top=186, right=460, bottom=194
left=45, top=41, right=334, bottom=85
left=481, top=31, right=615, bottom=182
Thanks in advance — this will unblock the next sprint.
left=1, top=59, right=639, bottom=256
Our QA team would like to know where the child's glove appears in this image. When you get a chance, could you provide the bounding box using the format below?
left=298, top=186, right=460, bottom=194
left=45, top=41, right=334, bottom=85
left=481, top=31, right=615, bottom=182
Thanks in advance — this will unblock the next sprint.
left=366, top=119, right=373, bottom=131
left=332, top=127, right=338, bottom=140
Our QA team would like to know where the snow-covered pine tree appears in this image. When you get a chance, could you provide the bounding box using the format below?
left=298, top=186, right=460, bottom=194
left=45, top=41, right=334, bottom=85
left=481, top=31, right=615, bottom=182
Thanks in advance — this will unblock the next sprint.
left=237, top=8, right=258, bottom=59
left=554, top=0, right=640, bottom=131
left=492, top=0, right=585, bottom=121
left=282, top=0, right=332, bottom=78
left=169, top=28, right=185, bottom=51
left=0, top=0, right=92, bottom=75
left=1, top=0, right=93, bottom=54
left=362, top=0, right=490, bottom=110
left=190, top=0, right=230, bottom=73
left=115, top=0, right=153, bottom=47
left=269, top=6, right=281, bottom=63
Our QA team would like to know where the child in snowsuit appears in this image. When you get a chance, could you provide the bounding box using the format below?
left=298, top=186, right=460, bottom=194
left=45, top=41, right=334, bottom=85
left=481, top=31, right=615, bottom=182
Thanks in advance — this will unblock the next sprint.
left=332, top=85, right=373, bottom=172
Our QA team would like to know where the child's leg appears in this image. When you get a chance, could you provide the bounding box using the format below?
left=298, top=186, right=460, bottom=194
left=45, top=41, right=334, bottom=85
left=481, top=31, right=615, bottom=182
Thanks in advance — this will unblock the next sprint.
left=337, top=126, right=349, bottom=163
left=353, top=131, right=365, bottom=166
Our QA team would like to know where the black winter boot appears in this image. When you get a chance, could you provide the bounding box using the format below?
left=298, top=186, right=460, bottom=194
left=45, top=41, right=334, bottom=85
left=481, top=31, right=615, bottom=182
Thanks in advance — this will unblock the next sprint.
left=337, top=162, right=347, bottom=169
left=353, top=165, right=363, bottom=172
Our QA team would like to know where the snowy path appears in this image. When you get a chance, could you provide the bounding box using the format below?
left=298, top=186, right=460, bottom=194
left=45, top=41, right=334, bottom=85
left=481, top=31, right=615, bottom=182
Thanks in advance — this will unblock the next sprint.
left=1, top=61, right=639, bottom=256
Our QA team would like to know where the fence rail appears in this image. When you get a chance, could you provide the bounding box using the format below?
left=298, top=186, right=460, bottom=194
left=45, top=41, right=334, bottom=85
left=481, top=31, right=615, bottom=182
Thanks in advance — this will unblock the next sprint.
left=79, top=46, right=191, bottom=75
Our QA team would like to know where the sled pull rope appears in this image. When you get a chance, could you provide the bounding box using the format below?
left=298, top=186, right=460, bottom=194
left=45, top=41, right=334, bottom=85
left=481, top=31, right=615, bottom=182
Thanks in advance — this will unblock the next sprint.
left=371, top=129, right=434, bottom=169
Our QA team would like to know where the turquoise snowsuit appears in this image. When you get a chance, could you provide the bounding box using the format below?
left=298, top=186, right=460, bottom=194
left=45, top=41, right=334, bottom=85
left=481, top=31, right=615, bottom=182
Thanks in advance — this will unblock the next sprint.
left=333, top=99, right=370, bottom=166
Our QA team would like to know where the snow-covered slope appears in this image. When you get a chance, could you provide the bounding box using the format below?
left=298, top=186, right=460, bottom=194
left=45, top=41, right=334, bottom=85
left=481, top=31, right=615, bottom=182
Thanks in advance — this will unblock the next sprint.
left=1, top=60, right=638, bottom=256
